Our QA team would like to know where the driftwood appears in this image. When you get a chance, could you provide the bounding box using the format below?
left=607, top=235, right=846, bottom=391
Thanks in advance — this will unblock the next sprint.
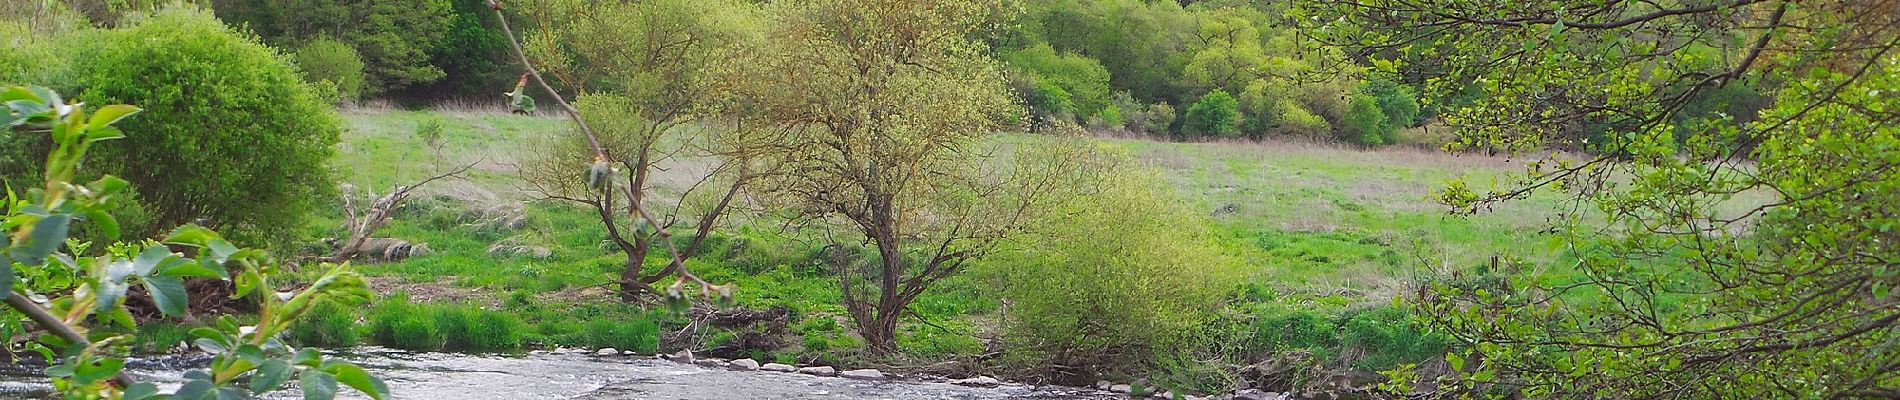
left=327, top=161, right=476, bottom=262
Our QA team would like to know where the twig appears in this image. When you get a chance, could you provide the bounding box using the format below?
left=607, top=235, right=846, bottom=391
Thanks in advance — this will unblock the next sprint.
left=5, top=293, right=136, bottom=387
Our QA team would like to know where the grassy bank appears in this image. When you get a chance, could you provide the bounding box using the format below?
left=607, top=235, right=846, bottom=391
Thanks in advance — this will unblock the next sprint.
left=286, top=107, right=1565, bottom=391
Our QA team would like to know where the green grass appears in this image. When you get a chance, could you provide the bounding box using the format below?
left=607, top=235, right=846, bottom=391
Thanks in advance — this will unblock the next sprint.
left=319, top=109, right=1568, bottom=383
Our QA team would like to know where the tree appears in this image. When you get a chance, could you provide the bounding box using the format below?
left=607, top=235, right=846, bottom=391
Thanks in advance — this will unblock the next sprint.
left=212, top=0, right=454, bottom=94
left=1184, top=89, right=1241, bottom=137
left=516, top=0, right=764, bottom=302
left=1319, top=0, right=1900, bottom=397
left=70, top=6, right=340, bottom=247
left=731, top=0, right=1111, bottom=355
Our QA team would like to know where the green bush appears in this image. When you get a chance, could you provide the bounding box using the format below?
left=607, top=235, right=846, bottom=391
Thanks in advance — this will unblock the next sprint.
left=1340, top=94, right=1392, bottom=146
left=466, top=311, right=526, bottom=352
left=286, top=301, right=362, bottom=348
left=293, top=38, right=367, bottom=102
left=986, top=156, right=1243, bottom=371
left=1185, top=89, right=1241, bottom=137
left=1252, top=308, right=1339, bottom=356
left=71, top=6, right=340, bottom=247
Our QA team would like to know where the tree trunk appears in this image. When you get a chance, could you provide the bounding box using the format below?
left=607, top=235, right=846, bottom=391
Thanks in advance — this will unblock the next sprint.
left=616, top=242, right=651, bottom=302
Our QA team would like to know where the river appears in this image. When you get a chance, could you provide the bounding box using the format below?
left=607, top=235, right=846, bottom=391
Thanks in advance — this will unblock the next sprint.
left=0, top=348, right=1118, bottom=399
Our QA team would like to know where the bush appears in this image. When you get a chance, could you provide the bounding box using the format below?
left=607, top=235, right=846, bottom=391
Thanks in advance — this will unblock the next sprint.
left=987, top=155, right=1243, bottom=372
left=286, top=301, right=362, bottom=348
left=1340, top=94, right=1392, bottom=146
left=1185, top=89, right=1241, bottom=137
left=71, top=6, right=340, bottom=247
left=293, top=38, right=367, bottom=102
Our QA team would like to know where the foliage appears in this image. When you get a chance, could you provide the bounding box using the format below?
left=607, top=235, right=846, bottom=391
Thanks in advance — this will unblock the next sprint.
left=1005, top=43, right=1114, bottom=119
left=517, top=0, right=765, bottom=301
left=293, top=38, right=368, bottom=103
left=1184, top=89, right=1241, bottom=137
left=1319, top=0, right=1900, bottom=397
left=986, top=149, right=1241, bottom=373
left=211, top=0, right=454, bottom=94
left=71, top=6, right=340, bottom=247
left=731, top=0, right=1035, bottom=355
left=2, top=84, right=383, bottom=399
left=1339, top=94, right=1391, bottom=146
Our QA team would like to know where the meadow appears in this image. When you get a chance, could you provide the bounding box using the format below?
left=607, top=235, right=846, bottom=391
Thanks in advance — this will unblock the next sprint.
left=289, top=107, right=1571, bottom=388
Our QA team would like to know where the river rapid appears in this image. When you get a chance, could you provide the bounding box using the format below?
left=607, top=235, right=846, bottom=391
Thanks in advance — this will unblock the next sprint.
left=0, top=348, right=1117, bottom=399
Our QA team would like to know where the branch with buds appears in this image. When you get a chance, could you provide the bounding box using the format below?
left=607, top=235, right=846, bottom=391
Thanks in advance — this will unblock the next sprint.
left=489, top=5, right=731, bottom=308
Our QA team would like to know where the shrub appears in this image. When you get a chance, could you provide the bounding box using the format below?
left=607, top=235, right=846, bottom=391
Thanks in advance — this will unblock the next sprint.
left=987, top=157, right=1243, bottom=372
left=293, top=38, right=367, bottom=102
left=1185, top=89, right=1241, bottom=137
left=1340, top=94, right=1392, bottom=146
left=286, top=301, right=362, bottom=348
left=71, top=6, right=341, bottom=247
left=1363, top=78, right=1421, bottom=128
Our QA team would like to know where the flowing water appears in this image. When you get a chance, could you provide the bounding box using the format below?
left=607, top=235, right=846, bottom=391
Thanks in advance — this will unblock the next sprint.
left=0, top=348, right=1116, bottom=399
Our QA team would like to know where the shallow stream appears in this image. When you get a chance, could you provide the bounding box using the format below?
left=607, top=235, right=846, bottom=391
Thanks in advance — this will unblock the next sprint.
left=0, top=348, right=1115, bottom=399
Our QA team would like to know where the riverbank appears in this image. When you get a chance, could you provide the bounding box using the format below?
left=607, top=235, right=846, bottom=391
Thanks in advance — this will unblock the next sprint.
left=282, top=109, right=1564, bottom=395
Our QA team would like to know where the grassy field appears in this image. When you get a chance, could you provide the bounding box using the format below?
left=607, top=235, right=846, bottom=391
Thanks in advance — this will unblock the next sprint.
left=304, top=107, right=1569, bottom=377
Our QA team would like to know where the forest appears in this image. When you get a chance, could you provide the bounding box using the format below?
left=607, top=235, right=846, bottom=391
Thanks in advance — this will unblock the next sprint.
left=0, top=0, right=1895, bottom=399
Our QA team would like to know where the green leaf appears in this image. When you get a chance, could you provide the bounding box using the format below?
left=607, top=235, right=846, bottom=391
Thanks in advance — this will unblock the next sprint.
left=195, top=337, right=228, bottom=353
left=157, top=261, right=225, bottom=279
left=208, top=239, right=240, bottom=262
left=301, top=370, right=339, bottom=400
left=133, top=245, right=173, bottom=276
left=84, top=209, right=118, bottom=240
left=0, top=86, right=40, bottom=102
left=0, top=255, right=12, bottom=300
left=20, top=214, right=72, bottom=266
left=291, top=348, right=322, bottom=367
left=252, top=360, right=294, bottom=393
left=123, top=382, right=160, bottom=400
left=93, top=279, right=129, bottom=314
left=329, top=363, right=389, bottom=400
left=86, top=104, right=140, bottom=128
left=173, top=379, right=215, bottom=400
left=164, top=224, right=220, bottom=247
left=143, top=276, right=189, bottom=316
left=72, top=358, right=124, bottom=385
left=84, top=126, right=124, bottom=144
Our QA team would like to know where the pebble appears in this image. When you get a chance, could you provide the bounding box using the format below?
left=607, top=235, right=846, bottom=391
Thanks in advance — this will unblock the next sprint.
left=1110, top=384, right=1132, bottom=393
left=761, top=363, right=796, bottom=372
left=728, top=358, right=760, bottom=371
left=594, top=348, right=618, bottom=356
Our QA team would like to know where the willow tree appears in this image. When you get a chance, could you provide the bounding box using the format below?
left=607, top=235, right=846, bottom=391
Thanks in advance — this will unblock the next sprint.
left=729, top=0, right=1104, bottom=355
left=1316, top=1, right=1900, bottom=397
left=517, top=0, right=764, bottom=301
